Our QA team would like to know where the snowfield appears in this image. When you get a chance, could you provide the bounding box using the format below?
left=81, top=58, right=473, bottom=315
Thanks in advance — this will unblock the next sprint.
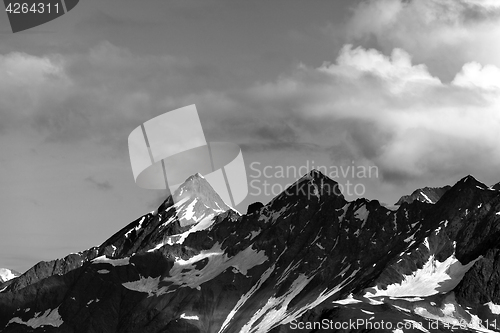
left=92, top=256, right=130, bottom=266
left=7, top=306, right=63, bottom=328
left=123, top=242, right=268, bottom=296
left=364, top=252, right=482, bottom=298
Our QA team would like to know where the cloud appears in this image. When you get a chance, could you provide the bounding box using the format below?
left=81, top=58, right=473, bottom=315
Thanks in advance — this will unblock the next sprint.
left=0, top=42, right=217, bottom=151
left=226, top=45, right=500, bottom=185
left=331, top=0, right=500, bottom=80
left=452, top=61, right=500, bottom=90
left=1, top=40, right=499, bottom=189
left=84, top=176, right=113, bottom=191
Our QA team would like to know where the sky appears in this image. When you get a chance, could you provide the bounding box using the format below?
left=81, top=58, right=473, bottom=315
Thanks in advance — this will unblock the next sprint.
left=1, top=0, right=500, bottom=272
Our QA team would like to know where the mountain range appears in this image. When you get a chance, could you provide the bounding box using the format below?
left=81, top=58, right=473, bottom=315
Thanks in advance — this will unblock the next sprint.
left=1, top=171, right=500, bottom=332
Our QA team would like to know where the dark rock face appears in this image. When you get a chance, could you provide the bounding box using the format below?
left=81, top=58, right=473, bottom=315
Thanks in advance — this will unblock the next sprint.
left=246, top=202, right=264, bottom=215
left=1, top=171, right=500, bottom=333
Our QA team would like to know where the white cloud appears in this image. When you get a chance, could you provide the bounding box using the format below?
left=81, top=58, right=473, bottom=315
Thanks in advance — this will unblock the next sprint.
left=235, top=44, right=500, bottom=184
left=463, top=0, right=500, bottom=9
left=452, top=61, right=500, bottom=91
left=338, top=0, right=500, bottom=79
left=320, top=45, right=441, bottom=94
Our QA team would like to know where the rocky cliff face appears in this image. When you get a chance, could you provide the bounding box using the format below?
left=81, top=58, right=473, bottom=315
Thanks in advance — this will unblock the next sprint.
left=1, top=171, right=500, bottom=333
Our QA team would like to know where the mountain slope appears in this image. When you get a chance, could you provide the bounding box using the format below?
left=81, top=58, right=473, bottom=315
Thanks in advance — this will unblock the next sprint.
left=3, top=173, right=231, bottom=293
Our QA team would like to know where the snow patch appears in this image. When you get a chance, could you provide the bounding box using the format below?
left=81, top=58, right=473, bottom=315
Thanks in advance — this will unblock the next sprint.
left=125, top=216, right=146, bottom=238
left=180, top=313, right=199, bottom=320
left=7, top=306, right=63, bottom=328
left=218, top=264, right=276, bottom=333
left=92, top=256, right=130, bottom=266
left=122, top=276, right=165, bottom=297
left=249, top=230, right=261, bottom=240
left=354, top=205, right=369, bottom=225
left=164, top=243, right=267, bottom=288
left=365, top=253, right=481, bottom=297
left=338, top=203, right=350, bottom=222
left=414, top=294, right=497, bottom=333
left=239, top=274, right=314, bottom=333
left=486, top=301, right=500, bottom=315
left=166, top=214, right=215, bottom=245
left=332, top=294, right=362, bottom=305
left=126, top=243, right=267, bottom=296
left=420, top=192, right=432, bottom=203
left=147, top=242, right=165, bottom=252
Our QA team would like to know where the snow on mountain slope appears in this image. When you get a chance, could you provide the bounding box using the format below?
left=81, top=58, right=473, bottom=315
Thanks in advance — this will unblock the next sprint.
left=364, top=247, right=481, bottom=297
left=396, top=185, right=451, bottom=205
left=7, top=306, right=63, bottom=329
left=99, top=173, right=233, bottom=256
left=123, top=242, right=268, bottom=296
left=172, top=173, right=230, bottom=226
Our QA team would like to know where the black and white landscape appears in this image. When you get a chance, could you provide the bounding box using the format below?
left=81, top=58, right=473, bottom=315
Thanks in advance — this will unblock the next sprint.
left=2, top=1, right=500, bottom=333
left=1, top=170, right=500, bottom=332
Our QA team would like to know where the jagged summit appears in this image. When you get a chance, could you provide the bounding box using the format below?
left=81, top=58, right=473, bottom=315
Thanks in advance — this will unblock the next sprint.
left=305, top=168, right=325, bottom=178
left=395, top=175, right=492, bottom=205
left=395, top=185, right=451, bottom=205
left=164, top=173, right=230, bottom=229
left=267, top=169, right=345, bottom=207
left=91, top=173, right=232, bottom=259
left=172, top=173, right=229, bottom=213
left=291, top=168, right=330, bottom=184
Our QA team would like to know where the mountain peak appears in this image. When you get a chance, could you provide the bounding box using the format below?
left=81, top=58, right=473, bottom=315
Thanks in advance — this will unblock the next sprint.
left=171, top=173, right=230, bottom=227
left=300, top=169, right=330, bottom=182
left=457, top=174, right=487, bottom=189
left=271, top=169, right=345, bottom=203
left=461, top=174, right=477, bottom=182
left=174, top=173, right=221, bottom=201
